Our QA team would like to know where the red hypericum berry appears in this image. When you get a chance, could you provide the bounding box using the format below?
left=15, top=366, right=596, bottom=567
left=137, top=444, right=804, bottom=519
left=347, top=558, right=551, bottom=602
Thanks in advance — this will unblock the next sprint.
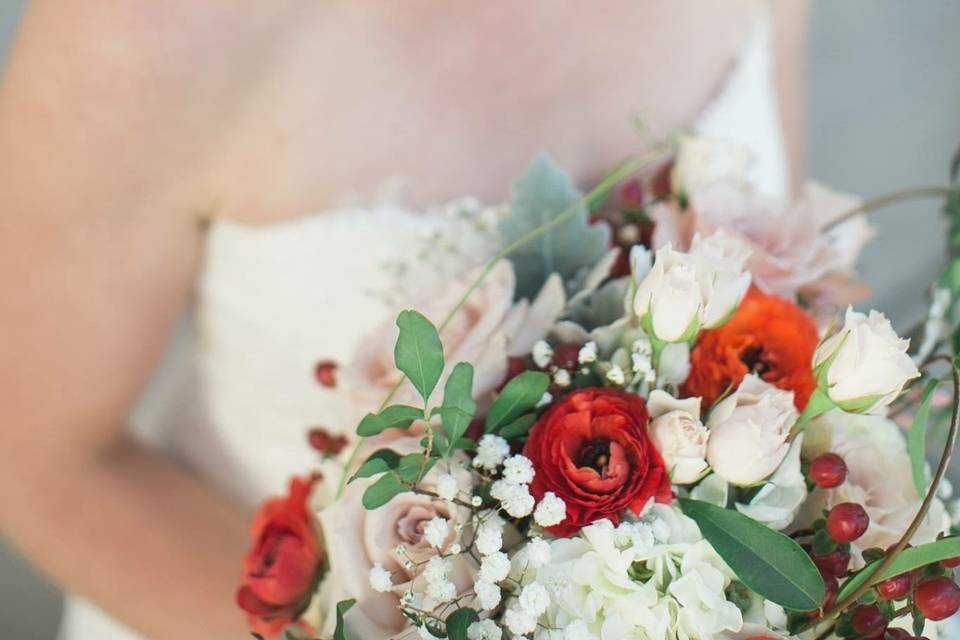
left=812, top=550, right=851, bottom=579
left=314, top=360, right=338, bottom=388
left=876, top=573, right=912, bottom=600
left=942, top=556, right=960, bottom=568
left=307, top=427, right=348, bottom=456
left=851, top=604, right=887, bottom=638
left=810, top=452, right=848, bottom=488
left=651, top=161, right=674, bottom=200
left=553, top=344, right=582, bottom=370
left=620, top=178, right=645, bottom=208
left=914, top=577, right=960, bottom=620
left=826, top=502, right=870, bottom=543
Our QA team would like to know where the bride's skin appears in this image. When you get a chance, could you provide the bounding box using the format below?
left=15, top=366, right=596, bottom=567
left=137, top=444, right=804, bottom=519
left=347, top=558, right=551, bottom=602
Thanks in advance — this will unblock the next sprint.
left=0, top=1, right=807, bottom=637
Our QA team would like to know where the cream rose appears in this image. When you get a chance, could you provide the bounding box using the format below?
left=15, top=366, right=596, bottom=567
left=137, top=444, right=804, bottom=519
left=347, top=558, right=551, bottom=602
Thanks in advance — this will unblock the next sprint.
left=800, top=411, right=949, bottom=565
left=317, top=437, right=475, bottom=638
left=633, top=244, right=703, bottom=342
left=689, top=230, right=752, bottom=328
left=670, top=135, right=753, bottom=197
left=647, top=390, right=708, bottom=484
left=813, top=306, right=920, bottom=414
left=706, top=375, right=798, bottom=486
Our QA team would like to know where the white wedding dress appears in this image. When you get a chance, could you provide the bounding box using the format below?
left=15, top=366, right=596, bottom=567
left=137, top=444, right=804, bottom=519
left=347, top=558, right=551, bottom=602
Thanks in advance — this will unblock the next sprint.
left=57, top=16, right=789, bottom=640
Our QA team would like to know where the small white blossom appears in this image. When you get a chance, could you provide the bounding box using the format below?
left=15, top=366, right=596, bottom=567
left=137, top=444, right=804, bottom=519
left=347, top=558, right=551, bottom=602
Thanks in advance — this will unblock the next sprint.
left=525, top=538, right=551, bottom=568
left=533, top=492, right=566, bottom=527
left=449, top=543, right=462, bottom=555
left=537, top=391, right=553, bottom=408
left=424, top=555, right=450, bottom=584
left=532, top=340, right=554, bottom=369
left=475, top=520, right=504, bottom=556
left=471, top=495, right=483, bottom=507
left=478, top=551, right=511, bottom=583
left=435, top=473, right=459, bottom=502
left=578, top=341, right=598, bottom=364
left=605, top=365, right=626, bottom=386
left=491, top=480, right=534, bottom=518
left=368, top=563, right=393, bottom=593
left=423, top=517, right=449, bottom=549
left=518, top=582, right=550, bottom=616
left=563, top=620, right=597, bottom=640
left=503, top=455, right=535, bottom=485
left=426, top=579, right=456, bottom=604
left=474, top=579, right=502, bottom=611
left=504, top=605, right=538, bottom=636
left=475, top=435, right=510, bottom=470
left=553, top=368, right=572, bottom=388
left=467, top=618, right=502, bottom=640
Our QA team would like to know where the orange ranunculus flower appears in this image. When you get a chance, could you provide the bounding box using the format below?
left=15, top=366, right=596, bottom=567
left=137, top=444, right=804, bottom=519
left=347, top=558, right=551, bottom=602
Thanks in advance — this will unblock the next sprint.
left=682, top=287, right=818, bottom=410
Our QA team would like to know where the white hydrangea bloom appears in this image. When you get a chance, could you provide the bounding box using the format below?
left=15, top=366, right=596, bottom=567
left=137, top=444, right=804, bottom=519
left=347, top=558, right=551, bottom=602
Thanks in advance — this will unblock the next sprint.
left=519, top=582, right=551, bottom=616
left=533, top=492, right=566, bottom=527
left=474, top=579, right=502, bottom=611
left=368, top=563, right=393, bottom=593
left=490, top=480, right=535, bottom=518
left=475, top=434, right=510, bottom=470
left=504, top=605, right=538, bottom=636
left=423, top=517, right=449, bottom=549
left=435, top=472, right=459, bottom=502
left=478, top=551, right=511, bottom=584
left=467, top=618, right=503, bottom=640
left=502, top=455, right=535, bottom=484
left=562, top=619, right=598, bottom=640
left=475, top=519, right=504, bottom=556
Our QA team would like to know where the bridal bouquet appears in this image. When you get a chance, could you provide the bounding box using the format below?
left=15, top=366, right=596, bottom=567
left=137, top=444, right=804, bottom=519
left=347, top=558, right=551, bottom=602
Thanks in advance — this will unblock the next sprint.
left=236, top=137, right=960, bottom=640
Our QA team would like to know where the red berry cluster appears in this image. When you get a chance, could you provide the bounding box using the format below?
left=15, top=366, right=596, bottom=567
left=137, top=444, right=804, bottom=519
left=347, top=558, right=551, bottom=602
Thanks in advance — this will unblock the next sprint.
left=797, top=453, right=960, bottom=638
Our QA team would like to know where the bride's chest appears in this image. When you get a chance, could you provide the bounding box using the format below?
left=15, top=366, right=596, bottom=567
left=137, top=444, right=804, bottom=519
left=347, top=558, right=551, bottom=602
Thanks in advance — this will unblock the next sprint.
left=200, top=2, right=749, bottom=221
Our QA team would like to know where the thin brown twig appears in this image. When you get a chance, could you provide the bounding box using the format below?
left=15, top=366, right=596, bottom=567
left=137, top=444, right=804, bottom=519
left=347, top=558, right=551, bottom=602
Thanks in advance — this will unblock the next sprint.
left=823, top=186, right=953, bottom=233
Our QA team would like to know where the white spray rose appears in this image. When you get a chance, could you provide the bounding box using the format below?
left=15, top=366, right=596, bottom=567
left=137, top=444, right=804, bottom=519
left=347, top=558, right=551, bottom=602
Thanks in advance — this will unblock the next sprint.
left=813, top=307, right=920, bottom=413
left=706, top=375, right=798, bottom=486
left=689, top=230, right=752, bottom=329
left=647, top=390, right=709, bottom=484
left=671, top=135, right=753, bottom=197
left=633, top=244, right=703, bottom=342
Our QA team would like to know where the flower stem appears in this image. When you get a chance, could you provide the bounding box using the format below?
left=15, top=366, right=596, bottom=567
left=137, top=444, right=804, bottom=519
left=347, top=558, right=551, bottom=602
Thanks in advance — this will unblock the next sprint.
left=822, top=185, right=953, bottom=233
left=335, top=148, right=669, bottom=497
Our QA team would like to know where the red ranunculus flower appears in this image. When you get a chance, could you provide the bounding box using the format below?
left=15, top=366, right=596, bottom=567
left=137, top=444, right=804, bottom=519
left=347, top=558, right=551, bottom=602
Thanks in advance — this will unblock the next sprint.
left=682, top=287, right=818, bottom=410
left=237, top=474, right=323, bottom=638
left=524, top=388, right=672, bottom=536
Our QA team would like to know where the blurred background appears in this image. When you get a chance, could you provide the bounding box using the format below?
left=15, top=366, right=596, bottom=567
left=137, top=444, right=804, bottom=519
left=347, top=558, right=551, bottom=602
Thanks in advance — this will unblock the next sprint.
left=1, top=1, right=959, bottom=637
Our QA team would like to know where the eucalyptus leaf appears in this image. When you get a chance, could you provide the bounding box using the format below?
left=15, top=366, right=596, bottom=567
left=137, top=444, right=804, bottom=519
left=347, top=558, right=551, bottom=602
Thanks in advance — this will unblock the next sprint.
left=395, top=310, right=445, bottom=402
left=333, top=599, right=356, bottom=640
left=908, top=379, right=940, bottom=496
left=836, top=537, right=960, bottom=603
left=445, top=607, right=479, bottom=640
left=350, top=448, right=401, bottom=481
left=678, top=498, right=825, bottom=611
left=500, top=153, right=610, bottom=299
left=440, top=362, right=477, bottom=455
left=362, top=473, right=408, bottom=510
left=356, top=405, right=424, bottom=437
left=485, top=371, right=550, bottom=433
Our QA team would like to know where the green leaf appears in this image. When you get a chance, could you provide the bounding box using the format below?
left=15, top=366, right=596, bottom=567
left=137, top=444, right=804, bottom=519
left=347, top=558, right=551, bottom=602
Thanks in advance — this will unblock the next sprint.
left=333, top=599, right=355, bottom=640
left=908, top=379, right=940, bottom=497
left=356, top=405, right=424, bottom=437
left=362, top=473, right=408, bottom=510
left=395, top=452, right=437, bottom=483
left=836, top=537, right=960, bottom=603
left=439, top=362, right=477, bottom=455
left=499, top=413, right=538, bottom=440
left=445, top=607, right=479, bottom=640
left=485, top=371, right=550, bottom=433
left=678, top=498, right=825, bottom=611
left=394, top=310, right=445, bottom=402
left=350, top=448, right=401, bottom=481
left=500, top=153, right=610, bottom=299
